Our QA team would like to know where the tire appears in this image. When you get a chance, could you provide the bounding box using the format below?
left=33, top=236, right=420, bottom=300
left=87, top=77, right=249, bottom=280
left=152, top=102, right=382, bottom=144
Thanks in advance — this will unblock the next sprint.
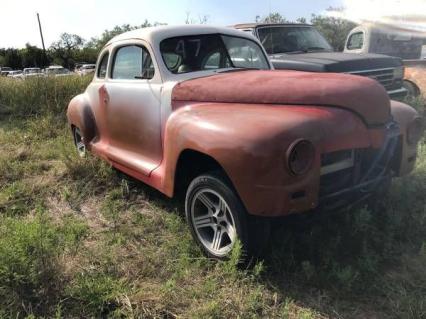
left=73, top=127, right=86, bottom=157
left=403, top=80, right=420, bottom=98
left=185, top=173, right=270, bottom=261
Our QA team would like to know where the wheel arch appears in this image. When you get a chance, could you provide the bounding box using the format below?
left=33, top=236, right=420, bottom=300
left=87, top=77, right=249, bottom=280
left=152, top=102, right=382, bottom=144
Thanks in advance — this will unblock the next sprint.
left=403, top=79, right=421, bottom=97
left=67, top=94, right=97, bottom=144
left=173, top=149, right=238, bottom=199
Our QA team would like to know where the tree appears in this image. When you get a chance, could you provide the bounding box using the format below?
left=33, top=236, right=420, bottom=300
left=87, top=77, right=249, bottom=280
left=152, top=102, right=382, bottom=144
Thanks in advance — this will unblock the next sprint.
left=310, top=8, right=357, bottom=51
left=50, top=33, right=85, bottom=68
left=21, top=44, right=46, bottom=68
left=87, top=20, right=165, bottom=51
left=0, top=48, right=22, bottom=69
left=257, top=12, right=288, bottom=24
left=185, top=11, right=209, bottom=24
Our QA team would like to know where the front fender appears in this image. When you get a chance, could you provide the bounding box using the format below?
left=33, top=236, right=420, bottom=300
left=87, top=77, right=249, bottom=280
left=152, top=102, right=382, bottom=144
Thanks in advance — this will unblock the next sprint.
left=390, top=100, right=421, bottom=175
left=162, top=102, right=375, bottom=216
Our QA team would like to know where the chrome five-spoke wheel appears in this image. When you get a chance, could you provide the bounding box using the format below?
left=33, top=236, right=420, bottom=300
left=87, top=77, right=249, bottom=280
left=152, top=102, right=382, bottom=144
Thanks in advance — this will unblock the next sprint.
left=191, top=189, right=236, bottom=257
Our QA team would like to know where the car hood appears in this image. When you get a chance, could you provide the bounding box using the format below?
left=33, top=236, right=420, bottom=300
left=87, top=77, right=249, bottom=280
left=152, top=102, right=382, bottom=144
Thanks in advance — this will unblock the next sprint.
left=270, top=52, right=402, bottom=73
left=171, top=70, right=391, bottom=126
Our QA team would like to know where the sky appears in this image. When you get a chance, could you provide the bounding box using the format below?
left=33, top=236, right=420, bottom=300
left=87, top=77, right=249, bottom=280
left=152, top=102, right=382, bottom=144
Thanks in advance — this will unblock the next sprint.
left=0, top=0, right=343, bottom=48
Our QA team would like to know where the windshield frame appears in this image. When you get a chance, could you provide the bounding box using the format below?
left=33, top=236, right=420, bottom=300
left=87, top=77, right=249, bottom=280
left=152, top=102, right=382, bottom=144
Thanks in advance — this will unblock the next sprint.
left=159, top=33, right=272, bottom=75
left=255, top=25, right=333, bottom=55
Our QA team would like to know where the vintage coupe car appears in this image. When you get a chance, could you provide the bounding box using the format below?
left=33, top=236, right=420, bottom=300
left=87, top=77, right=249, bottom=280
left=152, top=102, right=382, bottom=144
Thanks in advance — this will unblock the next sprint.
left=67, top=25, right=423, bottom=259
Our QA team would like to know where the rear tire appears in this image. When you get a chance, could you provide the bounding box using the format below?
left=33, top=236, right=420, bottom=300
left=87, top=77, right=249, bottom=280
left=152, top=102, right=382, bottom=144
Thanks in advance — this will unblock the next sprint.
left=73, top=127, right=86, bottom=157
left=185, top=173, right=269, bottom=261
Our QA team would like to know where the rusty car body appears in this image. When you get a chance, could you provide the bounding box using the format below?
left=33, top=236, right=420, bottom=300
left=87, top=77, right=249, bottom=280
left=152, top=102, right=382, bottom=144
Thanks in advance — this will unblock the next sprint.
left=67, top=25, right=423, bottom=259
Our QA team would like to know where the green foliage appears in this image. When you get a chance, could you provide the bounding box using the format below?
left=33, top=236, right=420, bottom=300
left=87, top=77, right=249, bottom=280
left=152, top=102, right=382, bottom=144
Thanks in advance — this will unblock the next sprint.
left=254, top=9, right=357, bottom=52
left=0, top=76, right=91, bottom=118
left=86, top=21, right=166, bottom=53
left=256, top=12, right=288, bottom=24
left=66, top=271, right=125, bottom=316
left=0, top=206, right=88, bottom=315
left=49, top=33, right=85, bottom=69
left=0, top=44, right=46, bottom=69
left=311, top=9, right=357, bottom=51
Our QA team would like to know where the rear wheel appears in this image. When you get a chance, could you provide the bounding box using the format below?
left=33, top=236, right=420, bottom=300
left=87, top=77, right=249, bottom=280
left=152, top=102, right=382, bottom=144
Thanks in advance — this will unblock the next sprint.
left=73, top=127, right=86, bottom=157
left=185, top=173, right=269, bottom=260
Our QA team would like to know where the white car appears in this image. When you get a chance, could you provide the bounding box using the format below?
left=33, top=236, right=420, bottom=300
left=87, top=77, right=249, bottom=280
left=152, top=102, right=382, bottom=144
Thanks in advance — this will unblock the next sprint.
left=45, top=65, right=72, bottom=77
left=78, top=64, right=96, bottom=76
left=22, top=68, right=43, bottom=79
left=7, top=70, right=22, bottom=78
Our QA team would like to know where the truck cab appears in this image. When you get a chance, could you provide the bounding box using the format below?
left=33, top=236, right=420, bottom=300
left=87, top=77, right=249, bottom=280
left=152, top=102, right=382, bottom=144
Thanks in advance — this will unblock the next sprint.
left=234, top=23, right=408, bottom=99
left=345, top=24, right=426, bottom=97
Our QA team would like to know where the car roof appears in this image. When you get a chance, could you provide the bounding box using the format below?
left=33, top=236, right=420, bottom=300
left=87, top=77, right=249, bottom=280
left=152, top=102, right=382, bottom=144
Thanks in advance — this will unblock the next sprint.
left=106, top=24, right=255, bottom=46
left=233, top=23, right=312, bottom=29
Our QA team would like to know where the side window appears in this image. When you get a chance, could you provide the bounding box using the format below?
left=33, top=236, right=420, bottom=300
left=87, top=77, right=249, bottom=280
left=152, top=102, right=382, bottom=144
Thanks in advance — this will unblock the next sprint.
left=97, top=52, right=109, bottom=78
left=347, top=32, right=364, bottom=50
left=203, top=52, right=221, bottom=69
left=112, top=45, right=154, bottom=80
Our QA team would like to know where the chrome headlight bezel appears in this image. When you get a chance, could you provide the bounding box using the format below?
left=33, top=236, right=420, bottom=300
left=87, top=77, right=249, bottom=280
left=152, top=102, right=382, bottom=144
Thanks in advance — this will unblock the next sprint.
left=286, top=139, right=315, bottom=176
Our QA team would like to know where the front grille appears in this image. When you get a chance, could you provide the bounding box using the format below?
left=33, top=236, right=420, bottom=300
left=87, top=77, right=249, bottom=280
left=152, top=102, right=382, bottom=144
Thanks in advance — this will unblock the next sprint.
left=349, top=68, right=395, bottom=90
left=319, top=140, right=401, bottom=198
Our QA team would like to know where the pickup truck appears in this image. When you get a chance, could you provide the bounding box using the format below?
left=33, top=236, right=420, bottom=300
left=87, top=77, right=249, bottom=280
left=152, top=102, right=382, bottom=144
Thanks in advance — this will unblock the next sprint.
left=344, top=24, right=426, bottom=98
left=67, top=25, right=423, bottom=259
left=234, top=23, right=408, bottom=99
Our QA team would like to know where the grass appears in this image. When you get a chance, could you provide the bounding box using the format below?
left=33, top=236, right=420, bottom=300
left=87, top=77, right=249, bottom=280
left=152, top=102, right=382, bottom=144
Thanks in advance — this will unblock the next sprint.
left=0, top=76, right=425, bottom=318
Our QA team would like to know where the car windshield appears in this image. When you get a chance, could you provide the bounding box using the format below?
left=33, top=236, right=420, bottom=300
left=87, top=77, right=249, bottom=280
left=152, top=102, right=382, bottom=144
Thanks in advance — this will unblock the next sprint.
left=160, top=34, right=270, bottom=74
left=257, top=26, right=333, bottom=54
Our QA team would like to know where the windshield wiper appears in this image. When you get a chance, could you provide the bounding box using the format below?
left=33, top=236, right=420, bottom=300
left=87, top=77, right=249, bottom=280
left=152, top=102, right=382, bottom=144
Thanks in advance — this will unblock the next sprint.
left=302, top=47, right=329, bottom=52
left=218, top=67, right=261, bottom=73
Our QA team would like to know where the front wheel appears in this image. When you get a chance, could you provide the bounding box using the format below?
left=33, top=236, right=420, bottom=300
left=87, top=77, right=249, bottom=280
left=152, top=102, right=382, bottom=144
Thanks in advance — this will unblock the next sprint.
left=185, top=173, right=269, bottom=260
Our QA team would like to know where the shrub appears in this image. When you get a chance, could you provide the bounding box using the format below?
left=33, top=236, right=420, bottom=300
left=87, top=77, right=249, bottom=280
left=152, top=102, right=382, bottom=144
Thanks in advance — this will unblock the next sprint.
left=0, top=76, right=91, bottom=118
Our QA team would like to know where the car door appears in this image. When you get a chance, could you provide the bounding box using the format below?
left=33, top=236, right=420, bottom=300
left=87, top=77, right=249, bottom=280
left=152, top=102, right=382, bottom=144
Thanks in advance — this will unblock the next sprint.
left=104, top=41, right=163, bottom=176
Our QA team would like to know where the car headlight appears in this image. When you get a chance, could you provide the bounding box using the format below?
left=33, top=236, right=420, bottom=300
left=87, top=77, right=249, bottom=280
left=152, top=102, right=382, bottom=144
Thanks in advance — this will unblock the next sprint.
left=286, top=139, right=315, bottom=175
left=407, top=117, right=424, bottom=145
left=393, top=66, right=405, bottom=80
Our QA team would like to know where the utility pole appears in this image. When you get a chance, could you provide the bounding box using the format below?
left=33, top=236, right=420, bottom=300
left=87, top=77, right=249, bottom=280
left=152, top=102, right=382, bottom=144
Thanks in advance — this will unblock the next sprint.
left=36, top=12, right=47, bottom=66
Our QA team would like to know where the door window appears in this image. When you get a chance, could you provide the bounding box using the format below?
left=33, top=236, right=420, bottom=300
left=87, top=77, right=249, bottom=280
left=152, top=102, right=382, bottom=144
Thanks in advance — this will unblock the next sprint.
left=347, top=32, right=364, bottom=50
left=112, top=45, right=154, bottom=79
left=97, top=52, right=109, bottom=78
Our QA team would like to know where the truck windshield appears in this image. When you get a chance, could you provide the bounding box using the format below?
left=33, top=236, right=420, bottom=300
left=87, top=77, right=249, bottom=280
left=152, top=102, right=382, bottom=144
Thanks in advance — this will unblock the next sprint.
left=160, top=34, right=270, bottom=74
left=257, top=26, right=333, bottom=54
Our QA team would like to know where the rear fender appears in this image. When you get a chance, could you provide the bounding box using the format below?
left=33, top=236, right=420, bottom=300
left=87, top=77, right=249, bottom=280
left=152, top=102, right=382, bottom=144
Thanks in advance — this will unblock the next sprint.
left=66, top=93, right=97, bottom=144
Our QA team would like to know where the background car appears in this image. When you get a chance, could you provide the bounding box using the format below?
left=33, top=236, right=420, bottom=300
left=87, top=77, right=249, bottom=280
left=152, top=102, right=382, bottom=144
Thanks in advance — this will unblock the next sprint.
left=45, top=65, right=72, bottom=77
left=234, top=23, right=408, bottom=99
left=78, top=64, right=96, bottom=76
left=6, top=70, right=22, bottom=78
left=21, top=67, right=43, bottom=79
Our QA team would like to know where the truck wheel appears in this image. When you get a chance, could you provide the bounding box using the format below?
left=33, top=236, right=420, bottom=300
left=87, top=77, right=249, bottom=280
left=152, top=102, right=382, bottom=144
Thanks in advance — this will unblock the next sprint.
left=185, top=173, right=269, bottom=261
left=403, top=80, right=420, bottom=98
left=73, top=127, right=86, bottom=157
